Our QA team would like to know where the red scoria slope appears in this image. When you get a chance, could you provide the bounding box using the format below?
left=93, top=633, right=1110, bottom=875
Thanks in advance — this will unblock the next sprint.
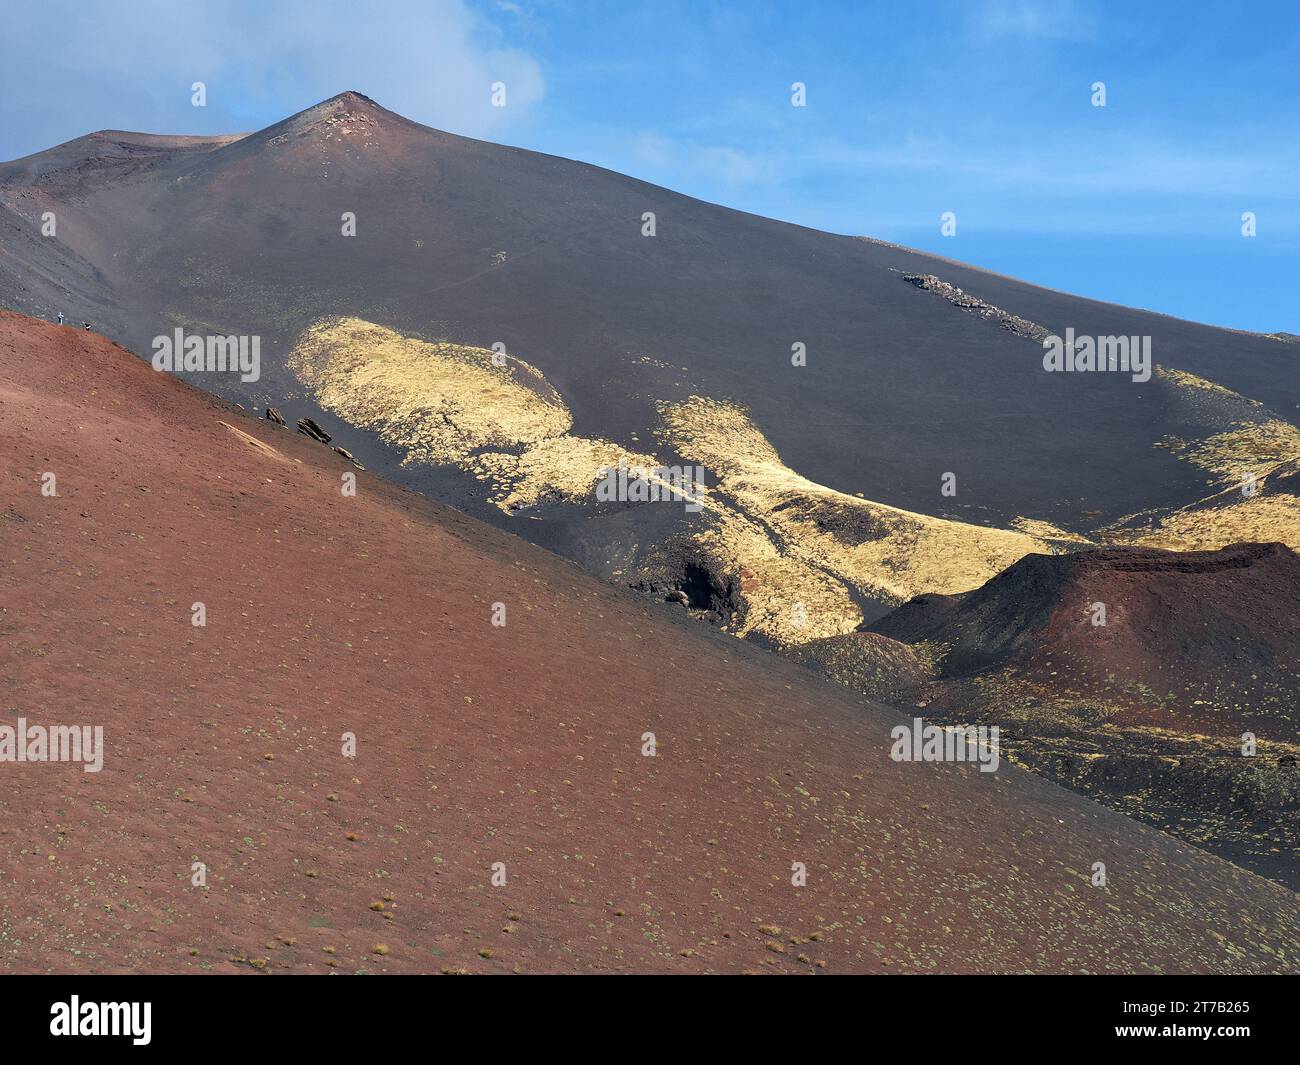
left=871, top=543, right=1300, bottom=738
left=2, top=310, right=1299, bottom=974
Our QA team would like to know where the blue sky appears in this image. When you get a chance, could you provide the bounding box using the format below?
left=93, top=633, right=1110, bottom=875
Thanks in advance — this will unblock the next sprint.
left=1, top=0, right=1296, bottom=331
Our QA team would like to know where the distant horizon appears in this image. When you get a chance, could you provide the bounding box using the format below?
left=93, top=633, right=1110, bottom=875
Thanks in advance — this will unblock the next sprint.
left=1, top=1, right=1295, bottom=333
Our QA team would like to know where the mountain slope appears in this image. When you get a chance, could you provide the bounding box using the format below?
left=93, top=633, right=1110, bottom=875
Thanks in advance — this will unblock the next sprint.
left=864, top=541, right=1300, bottom=887
left=4, top=308, right=1300, bottom=973
left=873, top=541, right=1300, bottom=735
left=2, top=91, right=1298, bottom=642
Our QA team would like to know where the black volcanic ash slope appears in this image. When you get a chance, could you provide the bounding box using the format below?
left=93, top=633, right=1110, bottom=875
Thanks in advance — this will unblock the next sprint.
left=3, top=93, right=1297, bottom=524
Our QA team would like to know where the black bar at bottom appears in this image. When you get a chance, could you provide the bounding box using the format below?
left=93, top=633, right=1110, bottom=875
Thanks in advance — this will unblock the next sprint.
left=0, top=973, right=1292, bottom=1051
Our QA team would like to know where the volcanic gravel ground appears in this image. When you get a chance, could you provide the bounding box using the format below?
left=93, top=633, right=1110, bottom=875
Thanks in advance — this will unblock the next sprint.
left=3, top=311, right=1299, bottom=974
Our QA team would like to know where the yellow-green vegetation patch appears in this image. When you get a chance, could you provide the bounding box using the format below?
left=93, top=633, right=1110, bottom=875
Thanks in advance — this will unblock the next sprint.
left=289, top=316, right=571, bottom=466
left=1152, top=364, right=1300, bottom=485
left=695, top=506, right=863, bottom=643
left=1154, top=365, right=1254, bottom=403
left=1163, top=420, right=1300, bottom=487
left=658, top=395, right=1074, bottom=628
left=1113, top=493, right=1300, bottom=553
left=291, top=317, right=687, bottom=515
left=467, top=436, right=661, bottom=512
left=1102, top=367, right=1300, bottom=552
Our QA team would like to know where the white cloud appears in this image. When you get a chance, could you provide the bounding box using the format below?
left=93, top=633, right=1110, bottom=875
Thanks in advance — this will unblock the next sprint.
left=0, top=0, right=545, bottom=159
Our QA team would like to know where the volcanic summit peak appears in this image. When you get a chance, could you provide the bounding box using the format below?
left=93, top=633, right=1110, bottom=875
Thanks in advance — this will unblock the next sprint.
left=316, top=89, right=386, bottom=111
left=288, top=89, right=400, bottom=127
left=250, top=89, right=431, bottom=155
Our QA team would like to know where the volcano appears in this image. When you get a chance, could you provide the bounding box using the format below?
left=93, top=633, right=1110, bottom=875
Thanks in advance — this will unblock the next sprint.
left=3, top=91, right=1299, bottom=648
left=5, top=308, right=1300, bottom=973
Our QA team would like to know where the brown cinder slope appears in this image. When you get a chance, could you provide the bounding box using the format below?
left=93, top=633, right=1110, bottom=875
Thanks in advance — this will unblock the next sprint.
left=2, top=310, right=1299, bottom=974
left=871, top=543, right=1300, bottom=738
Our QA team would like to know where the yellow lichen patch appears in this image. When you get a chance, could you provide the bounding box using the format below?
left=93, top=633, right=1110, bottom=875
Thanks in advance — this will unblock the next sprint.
left=1111, top=494, right=1300, bottom=553
left=699, top=507, right=862, bottom=643
left=1152, top=364, right=1300, bottom=485
left=659, top=395, right=1070, bottom=612
left=1162, top=420, right=1300, bottom=486
left=1154, top=366, right=1254, bottom=403
left=289, top=317, right=571, bottom=466
left=1111, top=366, right=1300, bottom=549
left=467, top=436, right=661, bottom=512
